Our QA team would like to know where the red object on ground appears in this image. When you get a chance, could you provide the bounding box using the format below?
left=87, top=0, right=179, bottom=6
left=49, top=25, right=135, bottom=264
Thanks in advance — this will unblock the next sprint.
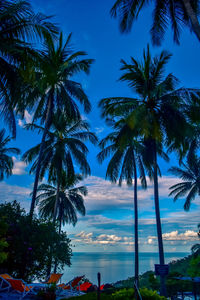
left=77, top=282, right=92, bottom=292
left=59, top=275, right=84, bottom=290
left=100, top=284, right=105, bottom=290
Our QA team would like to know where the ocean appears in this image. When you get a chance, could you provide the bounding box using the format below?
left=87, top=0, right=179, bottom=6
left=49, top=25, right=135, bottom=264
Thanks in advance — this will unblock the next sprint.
left=62, top=252, right=189, bottom=285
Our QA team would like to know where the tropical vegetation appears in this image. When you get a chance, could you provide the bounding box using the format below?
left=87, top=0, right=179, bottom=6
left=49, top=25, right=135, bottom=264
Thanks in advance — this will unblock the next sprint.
left=111, top=0, right=200, bottom=44
left=99, top=45, right=198, bottom=295
left=62, top=288, right=167, bottom=300
left=169, top=149, right=200, bottom=210
left=0, top=201, right=72, bottom=281
left=22, top=32, right=94, bottom=218
left=0, top=129, right=20, bottom=180
left=98, top=117, right=147, bottom=287
left=0, top=0, right=200, bottom=297
left=0, top=0, right=58, bottom=138
left=36, top=173, right=87, bottom=233
left=23, top=113, right=97, bottom=219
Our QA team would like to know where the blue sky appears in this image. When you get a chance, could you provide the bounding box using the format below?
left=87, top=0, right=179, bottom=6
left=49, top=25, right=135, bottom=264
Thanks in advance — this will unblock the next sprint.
left=1, top=0, right=200, bottom=254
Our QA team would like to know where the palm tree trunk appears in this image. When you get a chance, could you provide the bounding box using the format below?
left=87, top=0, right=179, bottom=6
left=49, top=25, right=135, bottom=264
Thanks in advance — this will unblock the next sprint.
left=53, top=212, right=62, bottom=274
left=182, top=0, right=200, bottom=42
left=58, top=217, right=62, bottom=235
left=133, top=152, right=139, bottom=290
left=53, top=178, right=60, bottom=223
left=153, top=142, right=166, bottom=297
left=29, top=94, right=53, bottom=219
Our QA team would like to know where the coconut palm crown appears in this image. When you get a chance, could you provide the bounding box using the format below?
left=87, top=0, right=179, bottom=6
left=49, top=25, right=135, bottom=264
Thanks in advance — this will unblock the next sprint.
left=23, top=113, right=97, bottom=218
left=22, top=32, right=94, bottom=217
left=0, top=128, right=20, bottom=180
left=23, top=114, right=97, bottom=183
left=169, top=150, right=200, bottom=211
left=98, top=118, right=147, bottom=288
left=36, top=173, right=87, bottom=232
left=111, top=0, right=200, bottom=44
left=99, top=45, right=198, bottom=296
left=0, top=0, right=58, bottom=137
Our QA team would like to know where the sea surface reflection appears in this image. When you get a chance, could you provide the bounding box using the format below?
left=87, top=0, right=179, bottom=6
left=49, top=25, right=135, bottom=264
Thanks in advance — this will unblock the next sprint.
left=62, top=252, right=188, bottom=284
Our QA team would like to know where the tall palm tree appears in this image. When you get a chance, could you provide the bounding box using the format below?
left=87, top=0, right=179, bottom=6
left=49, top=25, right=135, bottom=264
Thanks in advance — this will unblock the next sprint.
left=0, top=129, right=20, bottom=180
left=0, top=0, right=58, bottom=137
left=23, top=113, right=97, bottom=219
left=111, top=0, right=200, bottom=44
left=36, top=173, right=86, bottom=234
left=99, top=46, right=196, bottom=295
left=169, top=151, right=200, bottom=211
left=23, top=33, right=94, bottom=218
left=35, top=172, right=87, bottom=273
left=98, top=118, right=147, bottom=289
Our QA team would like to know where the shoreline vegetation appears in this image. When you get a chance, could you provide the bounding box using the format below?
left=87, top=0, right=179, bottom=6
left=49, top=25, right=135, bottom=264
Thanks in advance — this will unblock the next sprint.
left=114, top=252, right=193, bottom=288
left=60, top=253, right=199, bottom=299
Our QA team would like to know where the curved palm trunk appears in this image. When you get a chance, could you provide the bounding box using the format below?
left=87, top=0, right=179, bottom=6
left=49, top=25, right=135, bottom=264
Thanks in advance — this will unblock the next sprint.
left=153, top=142, right=166, bottom=297
left=29, top=94, right=54, bottom=219
left=53, top=178, right=60, bottom=223
left=133, top=153, right=139, bottom=290
left=182, top=0, right=200, bottom=42
left=54, top=209, right=62, bottom=274
left=47, top=180, right=60, bottom=276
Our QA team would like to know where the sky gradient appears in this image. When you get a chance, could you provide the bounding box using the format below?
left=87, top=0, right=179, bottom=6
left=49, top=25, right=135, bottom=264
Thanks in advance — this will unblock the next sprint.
left=1, top=0, right=200, bottom=254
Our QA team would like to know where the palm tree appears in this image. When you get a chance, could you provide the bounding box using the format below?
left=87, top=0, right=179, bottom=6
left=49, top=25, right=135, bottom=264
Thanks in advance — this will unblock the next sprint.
left=191, top=224, right=200, bottom=255
left=23, top=32, right=94, bottom=218
left=111, top=0, right=200, bottom=44
left=98, top=118, right=147, bottom=289
left=0, top=129, right=20, bottom=180
left=0, top=0, right=58, bottom=137
left=36, top=173, right=86, bottom=234
left=169, top=151, right=200, bottom=211
left=23, top=113, right=97, bottom=219
left=99, top=46, right=196, bottom=295
left=35, top=172, right=87, bottom=273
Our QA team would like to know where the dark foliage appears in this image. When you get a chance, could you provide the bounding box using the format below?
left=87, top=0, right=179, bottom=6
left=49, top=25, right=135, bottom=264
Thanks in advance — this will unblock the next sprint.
left=0, top=201, right=72, bottom=282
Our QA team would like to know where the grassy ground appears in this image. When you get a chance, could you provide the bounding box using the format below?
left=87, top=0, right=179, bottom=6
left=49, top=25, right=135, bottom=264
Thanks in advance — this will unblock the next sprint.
left=61, top=292, right=111, bottom=300
left=60, top=288, right=167, bottom=300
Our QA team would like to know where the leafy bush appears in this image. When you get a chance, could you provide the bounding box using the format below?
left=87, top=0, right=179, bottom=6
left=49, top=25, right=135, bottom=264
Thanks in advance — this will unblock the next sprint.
left=0, top=201, right=72, bottom=281
left=63, top=288, right=167, bottom=300
left=140, top=287, right=167, bottom=299
left=188, top=255, right=200, bottom=277
left=0, top=220, right=8, bottom=263
left=112, top=288, right=134, bottom=299
left=111, top=288, right=166, bottom=300
left=62, top=292, right=112, bottom=300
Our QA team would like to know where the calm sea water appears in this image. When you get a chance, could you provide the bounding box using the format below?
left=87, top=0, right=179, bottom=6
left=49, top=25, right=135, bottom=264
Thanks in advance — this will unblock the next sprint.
left=62, top=252, right=189, bottom=285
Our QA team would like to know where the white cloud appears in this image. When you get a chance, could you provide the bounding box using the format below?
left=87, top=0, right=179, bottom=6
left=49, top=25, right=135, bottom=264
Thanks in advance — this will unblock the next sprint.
left=73, top=231, right=134, bottom=246
left=24, top=110, right=33, bottom=123
left=81, top=114, right=88, bottom=121
left=18, top=110, right=33, bottom=127
left=0, top=182, right=31, bottom=210
left=12, top=157, right=27, bottom=175
left=81, top=175, right=182, bottom=214
left=148, top=238, right=153, bottom=244
left=149, top=230, right=198, bottom=242
left=94, top=127, right=104, bottom=135
left=18, top=119, right=23, bottom=127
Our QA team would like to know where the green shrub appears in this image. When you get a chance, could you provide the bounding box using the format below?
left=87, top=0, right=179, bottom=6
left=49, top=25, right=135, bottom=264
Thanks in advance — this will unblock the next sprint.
left=0, top=201, right=72, bottom=281
left=112, top=288, right=134, bottom=299
left=111, top=288, right=166, bottom=300
left=62, top=291, right=112, bottom=300
left=140, top=288, right=167, bottom=300
left=62, top=288, right=167, bottom=300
